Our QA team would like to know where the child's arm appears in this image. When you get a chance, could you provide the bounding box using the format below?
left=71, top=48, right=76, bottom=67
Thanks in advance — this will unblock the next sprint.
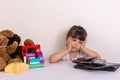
left=49, top=41, right=72, bottom=63
left=80, top=40, right=101, bottom=59
left=49, top=49, right=70, bottom=63
left=81, top=47, right=101, bottom=59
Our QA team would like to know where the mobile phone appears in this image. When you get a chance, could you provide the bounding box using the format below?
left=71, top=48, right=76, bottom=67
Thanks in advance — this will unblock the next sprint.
left=93, top=59, right=106, bottom=66
left=85, top=56, right=97, bottom=61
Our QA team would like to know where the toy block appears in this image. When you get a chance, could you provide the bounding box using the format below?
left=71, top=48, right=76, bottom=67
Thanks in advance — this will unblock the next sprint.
left=22, top=44, right=44, bottom=69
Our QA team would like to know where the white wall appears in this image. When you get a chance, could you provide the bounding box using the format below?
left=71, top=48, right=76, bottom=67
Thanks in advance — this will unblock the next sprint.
left=0, top=0, right=120, bottom=62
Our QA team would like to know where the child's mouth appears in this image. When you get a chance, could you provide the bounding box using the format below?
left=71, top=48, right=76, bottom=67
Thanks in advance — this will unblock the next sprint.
left=71, top=47, right=78, bottom=51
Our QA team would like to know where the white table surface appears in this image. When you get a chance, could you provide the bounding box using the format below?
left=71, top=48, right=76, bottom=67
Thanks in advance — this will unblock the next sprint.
left=0, top=59, right=120, bottom=80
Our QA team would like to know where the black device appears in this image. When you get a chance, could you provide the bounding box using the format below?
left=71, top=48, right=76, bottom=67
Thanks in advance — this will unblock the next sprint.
left=85, top=56, right=97, bottom=61
left=73, top=57, right=120, bottom=71
left=93, top=59, right=106, bottom=66
left=74, top=62, right=120, bottom=71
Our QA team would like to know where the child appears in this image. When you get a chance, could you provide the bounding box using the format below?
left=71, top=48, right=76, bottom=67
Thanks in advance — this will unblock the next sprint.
left=49, top=25, right=100, bottom=63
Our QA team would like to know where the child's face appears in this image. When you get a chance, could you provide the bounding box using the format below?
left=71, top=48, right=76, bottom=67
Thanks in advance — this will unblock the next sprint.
left=66, top=37, right=84, bottom=52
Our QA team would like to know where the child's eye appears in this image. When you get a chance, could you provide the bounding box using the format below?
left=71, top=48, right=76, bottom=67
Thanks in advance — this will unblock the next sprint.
left=72, top=39, right=76, bottom=41
left=73, top=39, right=76, bottom=41
left=79, top=42, right=82, bottom=44
left=79, top=41, right=83, bottom=44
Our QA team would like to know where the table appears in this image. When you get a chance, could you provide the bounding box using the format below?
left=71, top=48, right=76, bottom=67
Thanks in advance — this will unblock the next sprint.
left=0, top=59, right=120, bottom=80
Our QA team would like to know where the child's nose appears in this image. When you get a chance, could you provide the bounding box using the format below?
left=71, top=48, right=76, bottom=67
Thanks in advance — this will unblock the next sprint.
left=72, top=42, right=78, bottom=47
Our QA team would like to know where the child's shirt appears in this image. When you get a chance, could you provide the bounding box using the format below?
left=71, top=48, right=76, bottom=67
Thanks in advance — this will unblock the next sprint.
left=62, top=52, right=87, bottom=61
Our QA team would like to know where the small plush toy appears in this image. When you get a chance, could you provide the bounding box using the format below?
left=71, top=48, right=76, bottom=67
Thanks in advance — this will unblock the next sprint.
left=24, top=39, right=35, bottom=46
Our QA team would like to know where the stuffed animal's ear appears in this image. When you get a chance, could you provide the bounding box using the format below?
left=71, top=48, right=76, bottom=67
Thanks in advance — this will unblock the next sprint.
left=7, top=34, right=21, bottom=45
left=0, top=30, right=14, bottom=37
left=0, top=34, right=9, bottom=45
left=7, top=41, right=18, bottom=54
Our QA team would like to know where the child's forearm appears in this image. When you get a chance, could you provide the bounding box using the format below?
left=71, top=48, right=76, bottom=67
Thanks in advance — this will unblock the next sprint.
left=81, top=47, right=101, bottom=59
left=49, top=49, right=70, bottom=63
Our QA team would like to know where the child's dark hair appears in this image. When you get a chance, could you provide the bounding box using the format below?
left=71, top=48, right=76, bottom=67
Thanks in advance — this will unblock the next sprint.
left=66, top=25, right=87, bottom=41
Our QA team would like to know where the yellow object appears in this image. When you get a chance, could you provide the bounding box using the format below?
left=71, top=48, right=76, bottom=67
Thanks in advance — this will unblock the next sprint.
left=5, top=62, right=29, bottom=74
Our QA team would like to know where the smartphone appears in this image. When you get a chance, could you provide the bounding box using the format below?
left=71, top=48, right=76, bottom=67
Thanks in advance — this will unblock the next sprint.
left=93, top=59, right=106, bottom=66
left=85, top=56, right=97, bottom=61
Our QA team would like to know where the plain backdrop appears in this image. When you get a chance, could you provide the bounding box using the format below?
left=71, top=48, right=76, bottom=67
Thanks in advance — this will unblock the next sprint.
left=0, top=0, right=120, bottom=62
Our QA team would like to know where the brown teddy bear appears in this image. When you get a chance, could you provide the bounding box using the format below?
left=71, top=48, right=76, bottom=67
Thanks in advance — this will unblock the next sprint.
left=0, top=30, right=35, bottom=62
left=0, top=30, right=22, bottom=62
left=0, top=29, right=34, bottom=74
left=0, top=32, right=19, bottom=71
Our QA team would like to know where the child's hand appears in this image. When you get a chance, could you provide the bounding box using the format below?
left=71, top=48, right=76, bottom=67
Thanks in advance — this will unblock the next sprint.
left=80, top=39, right=86, bottom=50
left=67, top=41, right=72, bottom=52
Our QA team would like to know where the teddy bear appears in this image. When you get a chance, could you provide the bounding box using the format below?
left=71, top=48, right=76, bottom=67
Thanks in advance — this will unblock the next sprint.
left=0, top=30, right=22, bottom=62
left=0, top=29, right=35, bottom=62
left=0, top=32, right=19, bottom=71
left=0, top=29, right=34, bottom=74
